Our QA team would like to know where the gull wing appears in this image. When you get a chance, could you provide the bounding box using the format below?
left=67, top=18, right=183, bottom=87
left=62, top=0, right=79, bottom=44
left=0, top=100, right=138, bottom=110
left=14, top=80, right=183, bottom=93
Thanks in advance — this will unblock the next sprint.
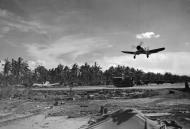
left=121, top=51, right=135, bottom=54
left=149, top=47, right=165, bottom=54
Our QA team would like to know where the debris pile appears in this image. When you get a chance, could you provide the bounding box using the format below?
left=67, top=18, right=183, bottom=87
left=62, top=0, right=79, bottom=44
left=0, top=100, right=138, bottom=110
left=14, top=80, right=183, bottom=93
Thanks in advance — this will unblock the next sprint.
left=83, top=108, right=167, bottom=129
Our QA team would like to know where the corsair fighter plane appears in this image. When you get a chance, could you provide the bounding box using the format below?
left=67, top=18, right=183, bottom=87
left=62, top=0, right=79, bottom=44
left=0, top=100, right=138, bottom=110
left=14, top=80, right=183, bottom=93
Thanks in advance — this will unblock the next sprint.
left=121, top=42, right=165, bottom=59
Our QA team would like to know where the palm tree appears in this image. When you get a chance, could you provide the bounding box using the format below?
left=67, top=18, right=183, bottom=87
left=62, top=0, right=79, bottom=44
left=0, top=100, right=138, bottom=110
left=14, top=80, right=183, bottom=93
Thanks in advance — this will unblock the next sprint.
left=20, top=61, right=31, bottom=86
left=90, top=62, right=102, bottom=85
left=80, top=63, right=91, bottom=85
left=16, top=57, right=23, bottom=84
left=71, top=63, right=79, bottom=84
left=63, top=66, right=70, bottom=85
left=11, top=57, right=30, bottom=85
left=3, top=59, right=11, bottom=87
left=55, top=64, right=64, bottom=82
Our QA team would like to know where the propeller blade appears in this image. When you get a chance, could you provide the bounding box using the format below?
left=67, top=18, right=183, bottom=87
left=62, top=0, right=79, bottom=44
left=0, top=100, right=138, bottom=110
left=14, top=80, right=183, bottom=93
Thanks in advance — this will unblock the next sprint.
left=139, top=41, right=143, bottom=46
left=131, top=45, right=136, bottom=49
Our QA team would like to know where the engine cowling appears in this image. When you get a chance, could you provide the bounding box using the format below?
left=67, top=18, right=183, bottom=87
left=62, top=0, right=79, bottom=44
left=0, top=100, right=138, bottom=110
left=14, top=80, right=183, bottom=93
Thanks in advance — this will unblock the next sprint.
left=136, top=45, right=141, bottom=50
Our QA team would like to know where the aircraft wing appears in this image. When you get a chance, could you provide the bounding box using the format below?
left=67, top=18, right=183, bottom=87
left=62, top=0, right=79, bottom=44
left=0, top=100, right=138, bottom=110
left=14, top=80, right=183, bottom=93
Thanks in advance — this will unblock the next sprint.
left=121, top=51, right=135, bottom=54
left=149, top=47, right=165, bottom=54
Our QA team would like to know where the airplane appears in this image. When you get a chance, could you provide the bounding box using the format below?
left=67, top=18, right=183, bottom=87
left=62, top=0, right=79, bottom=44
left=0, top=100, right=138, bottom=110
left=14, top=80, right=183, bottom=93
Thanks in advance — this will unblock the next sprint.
left=121, top=42, right=165, bottom=59
left=33, top=81, right=60, bottom=87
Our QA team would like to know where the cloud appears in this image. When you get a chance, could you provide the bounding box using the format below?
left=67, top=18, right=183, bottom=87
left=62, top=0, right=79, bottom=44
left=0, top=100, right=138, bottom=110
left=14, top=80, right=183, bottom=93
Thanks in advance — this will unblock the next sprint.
left=5, top=21, right=47, bottom=34
left=136, top=32, right=160, bottom=39
left=97, top=52, right=190, bottom=75
left=25, top=36, right=110, bottom=69
left=0, top=25, right=11, bottom=38
left=28, top=60, right=47, bottom=70
left=0, top=60, right=5, bottom=72
left=0, top=9, right=9, bottom=17
left=185, top=42, right=190, bottom=46
left=5, top=52, right=190, bottom=75
left=2, top=26, right=11, bottom=33
left=0, top=8, right=48, bottom=34
left=0, top=27, right=11, bottom=38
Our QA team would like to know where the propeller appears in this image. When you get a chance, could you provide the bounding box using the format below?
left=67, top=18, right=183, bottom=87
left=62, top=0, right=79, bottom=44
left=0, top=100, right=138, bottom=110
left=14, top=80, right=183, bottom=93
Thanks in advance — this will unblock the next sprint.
left=139, top=41, right=144, bottom=46
left=131, top=45, right=136, bottom=49
left=146, top=47, right=149, bottom=51
left=131, top=41, right=144, bottom=49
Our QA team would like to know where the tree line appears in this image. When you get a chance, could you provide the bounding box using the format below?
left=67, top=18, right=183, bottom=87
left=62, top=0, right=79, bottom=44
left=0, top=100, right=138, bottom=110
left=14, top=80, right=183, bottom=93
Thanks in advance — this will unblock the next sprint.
left=0, top=57, right=190, bottom=87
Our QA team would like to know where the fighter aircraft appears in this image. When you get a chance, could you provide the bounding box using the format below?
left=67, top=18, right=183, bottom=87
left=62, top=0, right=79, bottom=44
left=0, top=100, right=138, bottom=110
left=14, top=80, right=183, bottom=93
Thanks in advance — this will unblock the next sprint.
left=121, top=42, right=165, bottom=59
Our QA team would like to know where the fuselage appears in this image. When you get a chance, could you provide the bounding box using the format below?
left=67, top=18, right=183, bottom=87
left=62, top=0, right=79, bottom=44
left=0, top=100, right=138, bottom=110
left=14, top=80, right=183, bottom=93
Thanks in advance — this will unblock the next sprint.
left=135, top=45, right=150, bottom=58
left=136, top=46, right=148, bottom=54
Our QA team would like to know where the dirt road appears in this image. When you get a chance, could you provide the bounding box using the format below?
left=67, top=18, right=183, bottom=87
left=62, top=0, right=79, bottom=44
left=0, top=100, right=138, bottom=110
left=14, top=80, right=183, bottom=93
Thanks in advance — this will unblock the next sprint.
left=0, top=114, right=89, bottom=129
left=30, top=83, right=184, bottom=91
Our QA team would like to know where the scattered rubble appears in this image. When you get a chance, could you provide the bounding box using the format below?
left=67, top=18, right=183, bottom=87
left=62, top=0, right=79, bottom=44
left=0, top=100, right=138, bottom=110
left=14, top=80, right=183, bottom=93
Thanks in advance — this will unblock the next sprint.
left=0, top=87, right=189, bottom=129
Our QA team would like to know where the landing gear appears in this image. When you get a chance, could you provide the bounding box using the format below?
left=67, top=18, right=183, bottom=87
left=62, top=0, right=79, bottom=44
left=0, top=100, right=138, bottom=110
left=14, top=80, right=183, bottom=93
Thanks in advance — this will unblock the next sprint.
left=146, top=53, right=149, bottom=58
left=134, top=55, right=136, bottom=59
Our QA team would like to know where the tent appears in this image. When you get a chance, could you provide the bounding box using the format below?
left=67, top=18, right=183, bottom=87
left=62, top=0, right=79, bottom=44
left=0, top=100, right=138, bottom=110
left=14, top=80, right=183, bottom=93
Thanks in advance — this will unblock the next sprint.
left=87, top=109, right=166, bottom=129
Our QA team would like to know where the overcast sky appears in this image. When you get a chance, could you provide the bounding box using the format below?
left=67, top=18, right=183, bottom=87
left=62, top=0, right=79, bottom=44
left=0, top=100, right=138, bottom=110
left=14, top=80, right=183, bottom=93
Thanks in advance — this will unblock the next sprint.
left=0, top=0, right=190, bottom=75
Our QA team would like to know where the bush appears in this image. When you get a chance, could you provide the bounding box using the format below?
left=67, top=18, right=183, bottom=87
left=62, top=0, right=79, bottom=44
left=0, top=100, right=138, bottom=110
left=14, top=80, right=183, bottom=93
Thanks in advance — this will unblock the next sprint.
left=0, top=85, right=18, bottom=99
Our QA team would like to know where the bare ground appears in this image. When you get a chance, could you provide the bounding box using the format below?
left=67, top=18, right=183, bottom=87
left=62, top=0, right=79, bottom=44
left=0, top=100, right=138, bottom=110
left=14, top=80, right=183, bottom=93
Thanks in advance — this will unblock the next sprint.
left=0, top=84, right=190, bottom=129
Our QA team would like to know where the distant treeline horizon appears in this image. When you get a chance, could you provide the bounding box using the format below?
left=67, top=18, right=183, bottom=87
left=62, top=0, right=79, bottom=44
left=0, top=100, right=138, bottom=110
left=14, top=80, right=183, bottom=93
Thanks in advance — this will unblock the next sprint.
left=0, top=57, right=190, bottom=87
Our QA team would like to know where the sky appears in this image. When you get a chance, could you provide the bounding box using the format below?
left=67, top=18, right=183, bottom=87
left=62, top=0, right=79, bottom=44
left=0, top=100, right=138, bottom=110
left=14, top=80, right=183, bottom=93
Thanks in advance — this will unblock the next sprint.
left=0, top=0, right=190, bottom=75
